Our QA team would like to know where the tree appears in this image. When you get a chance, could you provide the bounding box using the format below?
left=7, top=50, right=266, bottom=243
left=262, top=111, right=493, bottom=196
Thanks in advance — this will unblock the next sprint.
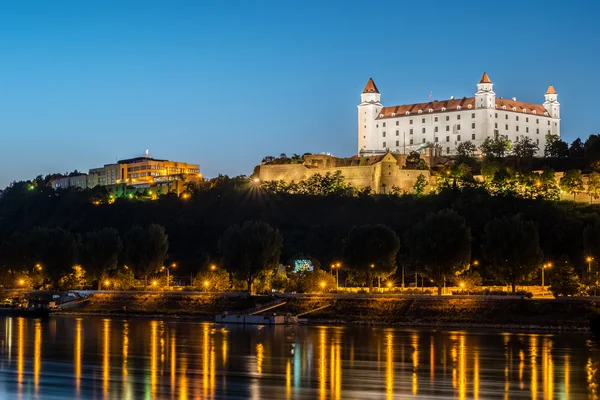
left=549, top=262, right=581, bottom=297
left=587, top=172, right=600, bottom=201
left=585, top=134, right=600, bottom=163
left=456, top=141, right=477, bottom=163
left=482, top=215, right=543, bottom=293
left=219, top=220, right=283, bottom=293
left=124, top=224, right=169, bottom=286
left=58, top=265, right=88, bottom=290
left=404, top=209, right=471, bottom=295
left=342, top=224, right=400, bottom=293
left=26, top=227, right=80, bottom=287
left=404, top=151, right=428, bottom=170
left=544, top=134, right=568, bottom=158
left=559, top=169, right=584, bottom=200
left=569, top=138, right=585, bottom=160
left=413, top=174, right=428, bottom=195
left=82, top=228, right=122, bottom=289
left=480, top=135, right=511, bottom=159
left=583, top=220, right=600, bottom=262
left=512, top=135, right=539, bottom=160
left=194, top=268, right=231, bottom=292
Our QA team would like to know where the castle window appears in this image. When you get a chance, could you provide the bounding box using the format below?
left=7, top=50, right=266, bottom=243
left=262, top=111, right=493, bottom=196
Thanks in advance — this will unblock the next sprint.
left=494, top=130, right=499, bottom=135
left=457, top=124, right=461, bottom=130
left=376, top=124, right=379, bottom=128
left=396, top=130, right=399, bottom=136
left=422, top=127, right=426, bottom=133
left=505, top=124, right=508, bottom=130
left=536, top=119, right=539, bottom=124
left=471, top=123, right=475, bottom=129
left=435, top=117, right=438, bottom=122
left=446, top=136, right=449, bottom=142
left=457, top=115, right=461, bottom=120
left=457, top=135, right=462, bottom=141
left=446, top=116, right=449, bottom=121
left=410, top=119, right=413, bottom=124
left=422, top=138, right=426, bottom=144
left=533, top=110, right=537, bottom=114
left=446, top=126, right=449, bottom=131
left=526, top=127, right=529, bottom=133
left=410, top=129, right=413, bottom=135
left=516, top=126, right=519, bottom=132
left=429, top=109, right=433, bottom=113
left=405, top=111, right=410, bottom=115
left=471, top=113, right=475, bottom=118
left=495, top=113, right=498, bottom=118
left=457, top=106, right=462, bottom=110
left=418, top=110, right=423, bottom=114
left=502, top=106, right=506, bottom=110
left=422, top=118, right=425, bottom=123
left=396, top=140, right=399, bottom=146
left=548, top=130, right=550, bottom=134
left=383, top=132, right=386, bottom=137
left=548, top=121, right=550, bottom=126
left=434, top=126, right=438, bottom=133
left=555, top=122, right=557, bottom=126
left=526, top=117, right=529, bottom=122
left=410, top=139, right=413, bottom=145
left=447, top=147, right=450, bottom=154
left=495, top=123, right=498, bottom=128
left=472, top=133, right=476, bottom=140
left=435, top=137, right=438, bottom=142
left=537, top=139, right=539, bottom=145
left=505, top=115, right=508, bottom=120
left=537, top=128, right=539, bottom=134
left=383, top=142, right=386, bottom=147
left=522, top=109, right=527, bottom=112
left=442, top=107, right=447, bottom=112
left=512, top=107, right=516, bottom=111
left=383, top=122, right=386, bottom=127
left=468, top=104, right=472, bottom=109
left=391, top=113, right=396, bottom=117
left=396, top=121, right=399, bottom=126
left=380, top=114, right=384, bottom=118
left=516, top=116, right=519, bottom=121
left=545, top=112, right=549, bottom=116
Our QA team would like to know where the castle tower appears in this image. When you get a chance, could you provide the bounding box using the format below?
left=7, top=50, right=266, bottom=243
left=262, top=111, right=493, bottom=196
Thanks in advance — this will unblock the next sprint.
left=474, top=72, right=495, bottom=109
left=543, top=85, right=560, bottom=118
left=358, top=78, right=383, bottom=155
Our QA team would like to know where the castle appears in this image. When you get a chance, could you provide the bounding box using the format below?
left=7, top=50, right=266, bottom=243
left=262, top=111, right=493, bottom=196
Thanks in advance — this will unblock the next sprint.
left=358, top=73, right=560, bottom=157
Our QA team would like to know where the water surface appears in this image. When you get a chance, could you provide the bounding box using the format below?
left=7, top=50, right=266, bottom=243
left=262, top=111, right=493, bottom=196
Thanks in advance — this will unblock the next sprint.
left=0, top=316, right=597, bottom=399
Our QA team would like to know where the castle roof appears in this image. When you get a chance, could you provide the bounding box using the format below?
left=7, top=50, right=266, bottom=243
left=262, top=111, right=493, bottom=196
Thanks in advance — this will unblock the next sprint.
left=362, top=78, right=379, bottom=94
left=479, top=72, right=492, bottom=84
left=546, top=85, right=557, bottom=94
left=376, top=97, right=548, bottom=119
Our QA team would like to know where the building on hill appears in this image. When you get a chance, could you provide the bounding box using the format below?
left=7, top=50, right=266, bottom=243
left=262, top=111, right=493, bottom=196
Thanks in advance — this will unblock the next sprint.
left=358, top=73, right=560, bottom=157
left=258, top=150, right=443, bottom=194
left=51, top=173, right=89, bottom=190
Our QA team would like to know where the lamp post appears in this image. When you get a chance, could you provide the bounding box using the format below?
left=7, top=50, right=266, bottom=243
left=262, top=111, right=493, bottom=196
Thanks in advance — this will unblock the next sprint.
left=332, top=262, right=341, bottom=290
left=587, top=256, right=594, bottom=274
left=166, top=263, right=176, bottom=290
left=541, top=263, right=552, bottom=295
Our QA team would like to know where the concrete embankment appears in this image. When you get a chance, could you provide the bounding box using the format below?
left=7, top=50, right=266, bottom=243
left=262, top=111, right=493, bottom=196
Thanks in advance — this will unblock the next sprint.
left=55, top=292, right=600, bottom=330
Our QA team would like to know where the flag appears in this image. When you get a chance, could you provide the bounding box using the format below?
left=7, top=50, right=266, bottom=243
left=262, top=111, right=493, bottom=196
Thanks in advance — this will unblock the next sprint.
left=429, top=92, right=432, bottom=100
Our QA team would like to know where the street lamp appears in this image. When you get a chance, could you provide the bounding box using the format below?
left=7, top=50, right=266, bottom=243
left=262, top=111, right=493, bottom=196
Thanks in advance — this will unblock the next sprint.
left=333, top=262, right=341, bottom=290
left=210, top=264, right=217, bottom=271
left=320, top=281, right=326, bottom=291
left=203, top=280, right=210, bottom=292
left=541, top=263, right=552, bottom=295
left=152, top=280, right=158, bottom=288
left=104, top=279, right=111, bottom=289
left=165, top=263, right=177, bottom=290
left=18, top=279, right=25, bottom=287
left=587, top=257, right=594, bottom=274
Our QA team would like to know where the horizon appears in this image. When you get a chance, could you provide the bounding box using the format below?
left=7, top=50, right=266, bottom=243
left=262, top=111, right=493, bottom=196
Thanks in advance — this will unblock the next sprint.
left=1, top=0, right=599, bottom=187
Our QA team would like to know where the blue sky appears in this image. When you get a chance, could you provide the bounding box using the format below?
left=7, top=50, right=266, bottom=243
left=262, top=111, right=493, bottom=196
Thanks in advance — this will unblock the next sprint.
left=0, top=1, right=598, bottom=187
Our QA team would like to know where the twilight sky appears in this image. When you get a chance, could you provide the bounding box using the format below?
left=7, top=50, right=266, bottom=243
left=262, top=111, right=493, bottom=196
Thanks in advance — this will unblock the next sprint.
left=0, top=1, right=598, bottom=187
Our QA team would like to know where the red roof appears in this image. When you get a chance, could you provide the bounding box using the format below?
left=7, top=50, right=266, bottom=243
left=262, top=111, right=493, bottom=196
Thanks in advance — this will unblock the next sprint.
left=546, top=85, right=557, bottom=95
left=362, top=78, right=379, bottom=94
left=376, top=97, right=548, bottom=119
left=479, top=72, right=492, bottom=84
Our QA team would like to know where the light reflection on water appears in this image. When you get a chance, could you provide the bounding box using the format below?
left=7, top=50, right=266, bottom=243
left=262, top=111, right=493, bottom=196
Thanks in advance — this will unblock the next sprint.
left=0, top=316, right=598, bottom=399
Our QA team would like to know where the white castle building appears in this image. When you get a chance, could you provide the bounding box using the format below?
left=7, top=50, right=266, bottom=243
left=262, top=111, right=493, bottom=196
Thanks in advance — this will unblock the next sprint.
left=358, top=73, right=560, bottom=156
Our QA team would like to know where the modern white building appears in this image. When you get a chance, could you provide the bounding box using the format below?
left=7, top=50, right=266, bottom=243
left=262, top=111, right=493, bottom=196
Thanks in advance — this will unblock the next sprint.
left=358, top=73, right=560, bottom=156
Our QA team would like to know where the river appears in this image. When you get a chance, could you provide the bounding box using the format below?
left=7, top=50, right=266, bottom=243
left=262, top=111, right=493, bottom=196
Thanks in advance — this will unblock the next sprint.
left=0, top=316, right=597, bottom=399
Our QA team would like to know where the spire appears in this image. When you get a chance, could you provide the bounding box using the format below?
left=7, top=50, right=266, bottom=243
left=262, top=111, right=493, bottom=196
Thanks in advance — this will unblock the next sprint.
left=546, top=85, right=557, bottom=95
left=362, top=78, right=379, bottom=94
left=479, top=72, right=492, bottom=84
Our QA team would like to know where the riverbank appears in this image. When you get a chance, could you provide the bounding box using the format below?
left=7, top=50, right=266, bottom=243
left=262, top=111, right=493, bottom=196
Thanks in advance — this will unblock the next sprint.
left=51, top=292, right=600, bottom=330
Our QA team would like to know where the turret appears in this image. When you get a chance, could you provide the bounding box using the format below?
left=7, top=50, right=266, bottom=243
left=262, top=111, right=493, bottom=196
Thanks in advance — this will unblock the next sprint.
left=358, top=78, right=383, bottom=155
left=475, top=72, right=495, bottom=109
left=543, top=85, right=560, bottom=118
